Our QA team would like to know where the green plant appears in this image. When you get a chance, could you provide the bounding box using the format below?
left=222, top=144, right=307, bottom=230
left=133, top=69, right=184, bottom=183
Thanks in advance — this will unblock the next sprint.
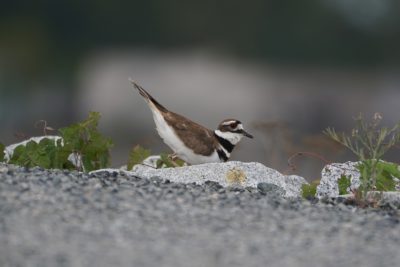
left=301, top=180, right=319, bottom=199
left=338, top=175, right=351, bottom=195
left=156, top=153, right=185, bottom=168
left=324, top=113, right=400, bottom=199
left=127, top=145, right=151, bottom=170
left=9, top=138, right=73, bottom=169
left=8, top=112, right=113, bottom=172
left=358, top=161, right=398, bottom=192
left=58, top=112, right=113, bottom=172
left=324, top=113, right=400, bottom=160
left=0, top=142, right=5, bottom=162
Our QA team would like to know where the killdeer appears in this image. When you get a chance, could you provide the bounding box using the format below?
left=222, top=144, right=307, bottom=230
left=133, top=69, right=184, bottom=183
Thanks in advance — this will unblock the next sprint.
left=130, top=79, right=253, bottom=165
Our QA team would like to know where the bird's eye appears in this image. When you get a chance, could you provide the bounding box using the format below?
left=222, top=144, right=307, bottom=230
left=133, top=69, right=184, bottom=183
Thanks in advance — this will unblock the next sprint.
left=230, top=122, right=238, bottom=129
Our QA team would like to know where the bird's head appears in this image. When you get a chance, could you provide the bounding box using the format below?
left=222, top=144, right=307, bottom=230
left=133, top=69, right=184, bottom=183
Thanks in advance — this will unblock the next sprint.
left=214, top=119, right=253, bottom=145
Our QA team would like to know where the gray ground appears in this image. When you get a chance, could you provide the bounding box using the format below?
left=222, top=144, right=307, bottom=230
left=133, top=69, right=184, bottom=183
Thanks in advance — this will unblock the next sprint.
left=0, top=163, right=399, bottom=267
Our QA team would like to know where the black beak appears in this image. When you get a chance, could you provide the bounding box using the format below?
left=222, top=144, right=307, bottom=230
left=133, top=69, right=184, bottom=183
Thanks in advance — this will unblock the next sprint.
left=243, top=130, right=253, bottom=139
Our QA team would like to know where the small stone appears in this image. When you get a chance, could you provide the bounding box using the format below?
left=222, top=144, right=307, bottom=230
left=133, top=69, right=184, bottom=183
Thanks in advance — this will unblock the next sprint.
left=257, top=183, right=285, bottom=196
left=53, top=176, right=61, bottom=186
left=0, top=166, right=8, bottom=173
left=150, top=176, right=163, bottom=184
left=204, top=181, right=223, bottom=191
left=19, top=183, right=30, bottom=192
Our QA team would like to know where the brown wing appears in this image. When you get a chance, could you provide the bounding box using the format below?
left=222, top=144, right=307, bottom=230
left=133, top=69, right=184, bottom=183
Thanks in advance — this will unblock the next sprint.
left=163, top=111, right=217, bottom=156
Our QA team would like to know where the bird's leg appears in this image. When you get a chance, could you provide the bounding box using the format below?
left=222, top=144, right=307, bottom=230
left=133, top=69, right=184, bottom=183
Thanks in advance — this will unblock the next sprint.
left=168, top=153, right=188, bottom=167
left=168, top=153, right=178, bottom=161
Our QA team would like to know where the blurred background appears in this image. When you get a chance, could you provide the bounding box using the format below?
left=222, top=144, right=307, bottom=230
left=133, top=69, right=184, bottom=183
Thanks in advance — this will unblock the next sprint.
left=1, top=0, right=399, bottom=180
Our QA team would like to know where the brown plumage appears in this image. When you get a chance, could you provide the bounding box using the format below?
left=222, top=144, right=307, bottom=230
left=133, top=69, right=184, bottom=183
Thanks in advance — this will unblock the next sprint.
left=130, top=79, right=218, bottom=156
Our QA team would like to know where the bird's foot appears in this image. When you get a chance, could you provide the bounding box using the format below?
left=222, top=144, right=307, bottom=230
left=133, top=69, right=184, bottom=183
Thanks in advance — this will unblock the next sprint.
left=168, top=153, right=187, bottom=167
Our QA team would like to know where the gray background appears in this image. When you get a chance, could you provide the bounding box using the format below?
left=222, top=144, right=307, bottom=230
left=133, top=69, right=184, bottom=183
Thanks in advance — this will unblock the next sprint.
left=1, top=0, right=400, bottom=179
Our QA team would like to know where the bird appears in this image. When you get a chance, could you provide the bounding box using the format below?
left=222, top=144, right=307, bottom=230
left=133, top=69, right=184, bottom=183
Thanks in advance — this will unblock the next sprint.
left=130, top=79, right=253, bottom=165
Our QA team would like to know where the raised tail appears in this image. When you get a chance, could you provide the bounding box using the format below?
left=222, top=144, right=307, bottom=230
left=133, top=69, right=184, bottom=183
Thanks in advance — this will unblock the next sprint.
left=129, top=78, right=168, bottom=112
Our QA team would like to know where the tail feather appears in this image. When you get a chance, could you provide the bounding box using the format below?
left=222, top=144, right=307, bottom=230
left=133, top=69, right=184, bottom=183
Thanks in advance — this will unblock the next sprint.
left=129, top=78, right=168, bottom=112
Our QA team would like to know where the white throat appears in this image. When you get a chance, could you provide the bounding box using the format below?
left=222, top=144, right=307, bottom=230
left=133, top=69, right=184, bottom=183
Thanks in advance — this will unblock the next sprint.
left=214, top=130, right=243, bottom=145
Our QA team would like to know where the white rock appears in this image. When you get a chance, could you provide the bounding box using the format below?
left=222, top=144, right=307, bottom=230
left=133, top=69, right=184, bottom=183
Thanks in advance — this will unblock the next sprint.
left=94, top=161, right=308, bottom=198
left=316, top=161, right=361, bottom=198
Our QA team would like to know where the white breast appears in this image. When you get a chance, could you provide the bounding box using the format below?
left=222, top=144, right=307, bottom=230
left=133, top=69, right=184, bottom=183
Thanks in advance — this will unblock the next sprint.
left=150, top=108, right=221, bottom=164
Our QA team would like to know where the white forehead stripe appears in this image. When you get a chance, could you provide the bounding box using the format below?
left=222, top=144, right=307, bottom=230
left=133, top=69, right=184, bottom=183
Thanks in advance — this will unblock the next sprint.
left=222, top=120, right=237, bottom=126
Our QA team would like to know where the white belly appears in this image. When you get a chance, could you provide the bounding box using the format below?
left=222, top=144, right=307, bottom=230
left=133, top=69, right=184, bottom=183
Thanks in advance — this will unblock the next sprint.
left=151, top=110, right=221, bottom=164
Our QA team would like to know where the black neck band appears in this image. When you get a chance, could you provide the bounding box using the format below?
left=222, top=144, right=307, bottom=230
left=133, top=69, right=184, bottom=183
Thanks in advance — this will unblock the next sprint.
left=217, top=149, right=228, bottom=162
left=214, top=132, right=235, bottom=153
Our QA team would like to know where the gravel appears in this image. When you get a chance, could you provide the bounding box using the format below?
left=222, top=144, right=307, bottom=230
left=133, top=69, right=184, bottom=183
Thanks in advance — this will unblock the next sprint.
left=1, top=163, right=400, bottom=267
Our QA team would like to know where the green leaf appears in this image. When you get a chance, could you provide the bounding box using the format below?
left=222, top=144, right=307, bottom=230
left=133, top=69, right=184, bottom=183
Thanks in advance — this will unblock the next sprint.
left=59, top=124, right=82, bottom=150
left=127, top=145, right=151, bottom=170
left=0, top=143, right=4, bottom=162
left=375, top=171, right=396, bottom=191
left=9, top=144, right=25, bottom=164
left=301, top=180, right=319, bottom=199
left=378, top=161, right=400, bottom=178
left=9, top=141, right=36, bottom=168
left=9, top=139, right=57, bottom=168
left=82, top=156, right=95, bottom=172
left=375, top=161, right=397, bottom=191
left=338, top=175, right=351, bottom=195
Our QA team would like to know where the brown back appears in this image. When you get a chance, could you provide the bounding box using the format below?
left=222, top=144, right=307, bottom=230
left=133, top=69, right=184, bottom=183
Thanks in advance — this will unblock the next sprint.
left=163, top=111, right=217, bottom=156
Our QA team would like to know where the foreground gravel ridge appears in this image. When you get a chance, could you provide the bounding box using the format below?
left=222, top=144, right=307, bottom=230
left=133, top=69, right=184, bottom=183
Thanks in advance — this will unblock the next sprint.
left=0, top=164, right=399, bottom=267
